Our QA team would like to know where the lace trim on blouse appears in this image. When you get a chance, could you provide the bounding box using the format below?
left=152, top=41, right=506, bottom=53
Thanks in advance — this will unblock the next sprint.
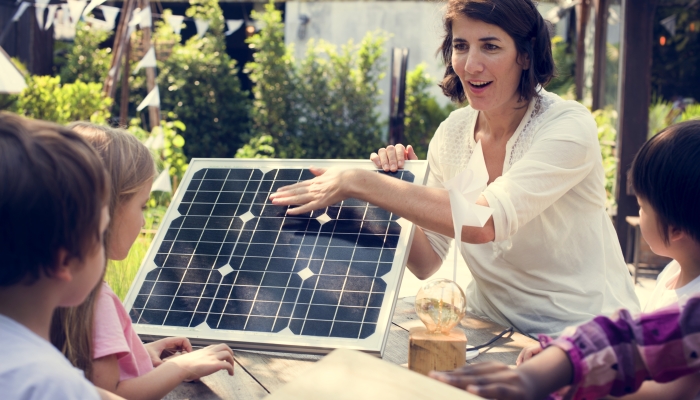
left=508, top=92, right=557, bottom=165
left=438, top=92, right=558, bottom=170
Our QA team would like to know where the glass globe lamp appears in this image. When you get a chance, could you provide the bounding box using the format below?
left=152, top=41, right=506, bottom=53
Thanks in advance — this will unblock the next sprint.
left=414, top=279, right=466, bottom=334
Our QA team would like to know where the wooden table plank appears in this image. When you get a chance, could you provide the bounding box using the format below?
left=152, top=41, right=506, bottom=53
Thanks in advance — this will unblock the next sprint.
left=165, top=358, right=269, bottom=400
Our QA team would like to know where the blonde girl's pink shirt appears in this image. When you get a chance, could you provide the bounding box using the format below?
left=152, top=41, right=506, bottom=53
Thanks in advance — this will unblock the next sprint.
left=93, top=282, right=153, bottom=381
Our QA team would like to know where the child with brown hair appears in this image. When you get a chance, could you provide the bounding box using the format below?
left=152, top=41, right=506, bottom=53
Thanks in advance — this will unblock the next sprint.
left=0, top=113, right=116, bottom=399
left=51, top=122, right=234, bottom=400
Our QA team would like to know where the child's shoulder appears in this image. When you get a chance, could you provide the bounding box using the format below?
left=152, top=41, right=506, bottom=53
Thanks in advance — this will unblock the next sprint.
left=0, top=315, right=100, bottom=399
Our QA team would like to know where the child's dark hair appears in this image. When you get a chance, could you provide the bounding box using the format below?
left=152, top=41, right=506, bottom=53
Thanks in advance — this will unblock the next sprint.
left=0, top=113, right=109, bottom=286
left=631, top=119, right=700, bottom=244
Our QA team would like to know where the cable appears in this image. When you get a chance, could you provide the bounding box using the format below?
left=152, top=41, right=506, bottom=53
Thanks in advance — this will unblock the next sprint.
left=471, top=327, right=514, bottom=350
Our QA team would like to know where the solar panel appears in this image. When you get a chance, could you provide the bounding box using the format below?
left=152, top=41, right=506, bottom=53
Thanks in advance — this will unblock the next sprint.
left=124, top=159, right=428, bottom=356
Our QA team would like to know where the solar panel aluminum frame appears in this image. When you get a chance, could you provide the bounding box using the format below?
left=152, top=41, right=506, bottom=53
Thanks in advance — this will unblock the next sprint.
left=124, top=159, right=429, bottom=357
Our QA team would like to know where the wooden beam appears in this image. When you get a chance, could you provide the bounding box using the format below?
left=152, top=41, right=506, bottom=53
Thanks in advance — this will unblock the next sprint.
left=591, top=0, right=608, bottom=110
left=140, top=0, right=161, bottom=129
left=104, top=0, right=137, bottom=99
left=614, top=0, right=657, bottom=258
left=574, top=0, right=591, bottom=101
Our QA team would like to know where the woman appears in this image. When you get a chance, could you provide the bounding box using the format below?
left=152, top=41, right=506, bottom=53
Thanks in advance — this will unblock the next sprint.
left=270, top=0, right=639, bottom=336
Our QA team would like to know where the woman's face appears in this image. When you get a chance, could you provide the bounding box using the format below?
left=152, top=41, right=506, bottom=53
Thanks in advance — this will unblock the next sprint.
left=108, top=178, right=153, bottom=261
left=451, top=16, right=528, bottom=112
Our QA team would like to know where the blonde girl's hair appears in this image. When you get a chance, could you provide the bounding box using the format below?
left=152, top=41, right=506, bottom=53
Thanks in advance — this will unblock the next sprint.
left=50, top=122, right=156, bottom=381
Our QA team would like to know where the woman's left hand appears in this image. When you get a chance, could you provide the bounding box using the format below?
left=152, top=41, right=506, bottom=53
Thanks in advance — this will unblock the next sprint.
left=145, top=336, right=193, bottom=367
left=269, top=166, right=352, bottom=215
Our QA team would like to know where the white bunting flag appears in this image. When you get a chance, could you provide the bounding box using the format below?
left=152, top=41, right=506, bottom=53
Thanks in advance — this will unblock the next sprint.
left=151, top=169, right=172, bottom=193
left=194, top=18, right=210, bottom=39
left=128, top=7, right=151, bottom=29
left=67, top=0, right=87, bottom=24
left=137, top=86, right=160, bottom=111
left=442, top=140, right=494, bottom=282
left=166, top=14, right=185, bottom=35
left=224, top=19, right=244, bottom=36
left=138, top=6, right=151, bottom=28
left=11, top=2, right=31, bottom=22
left=144, top=127, right=165, bottom=150
left=134, top=47, right=156, bottom=73
left=44, top=4, right=59, bottom=30
left=99, top=5, right=120, bottom=31
left=0, top=49, right=27, bottom=94
left=60, top=4, right=71, bottom=24
left=660, top=14, right=677, bottom=37
left=35, top=0, right=50, bottom=30
left=82, top=0, right=107, bottom=17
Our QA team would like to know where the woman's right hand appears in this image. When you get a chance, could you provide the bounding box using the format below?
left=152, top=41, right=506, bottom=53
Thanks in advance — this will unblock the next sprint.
left=167, top=343, right=235, bottom=381
left=370, top=144, right=418, bottom=172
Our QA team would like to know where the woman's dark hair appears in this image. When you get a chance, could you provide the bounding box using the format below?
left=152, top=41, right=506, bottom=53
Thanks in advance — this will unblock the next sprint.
left=439, top=0, right=555, bottom=104
left=631, top=119, right=700, bottom=245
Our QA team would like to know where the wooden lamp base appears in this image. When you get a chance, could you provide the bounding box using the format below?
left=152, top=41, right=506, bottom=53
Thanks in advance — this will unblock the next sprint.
left=408, top=326, right=467, bottom=375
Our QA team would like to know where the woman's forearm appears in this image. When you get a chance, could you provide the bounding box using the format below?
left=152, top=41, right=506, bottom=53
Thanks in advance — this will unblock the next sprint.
left=345, top=169, right=495, bottom=244
left=406, top=227, right=444, bottom=280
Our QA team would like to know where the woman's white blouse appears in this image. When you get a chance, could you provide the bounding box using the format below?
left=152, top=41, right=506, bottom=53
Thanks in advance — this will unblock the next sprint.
left=423, top=89, right=640, bottom=336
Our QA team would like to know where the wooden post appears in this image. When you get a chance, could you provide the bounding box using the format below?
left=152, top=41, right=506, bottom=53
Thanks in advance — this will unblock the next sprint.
left=408, top=327, right=466, bottom=376
left=614, top=0, right=657, bottom=257
left=591, top=0, right=609, bottom=110
left=119, top=38, right=132, bottom=126
left=574, top=0, right=590, bottom=101
left=140, top=0, right=161, bottom=130
left=104, top=0, right=136, bottom=99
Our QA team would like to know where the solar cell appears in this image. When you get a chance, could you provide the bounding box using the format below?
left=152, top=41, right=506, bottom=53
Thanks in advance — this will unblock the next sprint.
left=124, top=160, right=428, bottom=356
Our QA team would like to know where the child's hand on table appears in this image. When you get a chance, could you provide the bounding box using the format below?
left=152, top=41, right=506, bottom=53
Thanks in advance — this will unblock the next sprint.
left=166, top=343, right=235, bottom=382
left=145, top=337, right=193, bottom=367
left=516, top=343, right=543, bottom=366
left=429, top=362, right=538, bottom=400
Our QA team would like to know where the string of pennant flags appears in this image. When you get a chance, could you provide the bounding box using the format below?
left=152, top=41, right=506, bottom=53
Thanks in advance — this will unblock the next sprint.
left=6, top=0, right=249, bottom=192
left=11, top=0, right=245, bottom=37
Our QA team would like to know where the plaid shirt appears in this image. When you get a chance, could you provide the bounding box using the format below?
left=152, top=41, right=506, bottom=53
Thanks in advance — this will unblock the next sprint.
left=542, top=295, right=700, bottom=400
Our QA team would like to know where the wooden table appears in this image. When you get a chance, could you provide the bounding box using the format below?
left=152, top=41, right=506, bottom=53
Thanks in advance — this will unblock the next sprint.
left=165, top=298, right=537, bottom=400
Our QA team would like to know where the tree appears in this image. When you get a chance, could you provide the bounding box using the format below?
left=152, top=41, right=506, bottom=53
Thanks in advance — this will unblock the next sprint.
left=403, top=63, right=456, bottom=159
left=243, top=1, right=386, bottom=159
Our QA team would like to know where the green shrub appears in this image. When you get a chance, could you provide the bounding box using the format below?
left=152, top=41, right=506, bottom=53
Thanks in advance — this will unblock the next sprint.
left=235, top=135, right=276, bottom=159
left=547, top=36, right=575, bottom=96
left=15, top=75, right=111, bottom=124
left=243, top=2, right=385, bottom=159
left=142, top=3, right=251, bottom=159
left=59, top=21, right=112, bottom=84
left=591, top=106, right=618, bottom=211
left=403, top=63, right=456, bottom=159
left=680, top=103, right=700, bottom=122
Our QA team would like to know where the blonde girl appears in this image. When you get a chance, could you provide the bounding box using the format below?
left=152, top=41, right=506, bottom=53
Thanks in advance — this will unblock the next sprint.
left=51, top=123, right=234, bottom=400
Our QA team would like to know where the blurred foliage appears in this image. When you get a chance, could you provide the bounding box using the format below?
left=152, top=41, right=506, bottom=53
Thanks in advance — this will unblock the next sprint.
left=59, top=21, right=112, bottom=84
left=547, top=36, right=575, bottom=97
left=403, top=63, right=457, bottom=159
left=652, top=7, right=700, bottom=103
left=126, top=114, right=189, bottom=207
left=648, top=96, right=674, bottom=138
left=235, top=134, right=276, bottom=158
left=680, top=103, right=700, bottom=122
left=13, top=76, right=111, bottom=124
left=243, top=1, right=385, bottom=159
left=592, top=106, right=618, bottom=211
